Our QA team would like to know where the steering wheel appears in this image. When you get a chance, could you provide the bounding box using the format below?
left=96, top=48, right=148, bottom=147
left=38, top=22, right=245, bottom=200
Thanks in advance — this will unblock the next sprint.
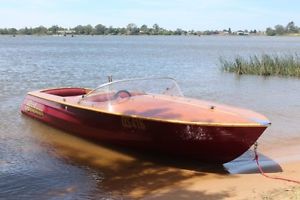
left=113, top=90, right=132, bottom=99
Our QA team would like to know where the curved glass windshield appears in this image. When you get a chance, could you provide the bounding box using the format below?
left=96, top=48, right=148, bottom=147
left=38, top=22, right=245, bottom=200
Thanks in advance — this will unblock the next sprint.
left=81, top=77, right=183, bottom=104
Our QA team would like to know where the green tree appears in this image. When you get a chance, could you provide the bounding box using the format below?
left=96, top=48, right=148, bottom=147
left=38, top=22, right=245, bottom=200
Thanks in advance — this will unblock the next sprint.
left=274, top=25, right=285, bottom=35
left=20, top=27, right=33, bottom=35
left=8, top=28, right=17, bottom=35
left=49, top=25, right=59, bottom=34
left=266, top=27, right=276, bottom=36
left=152, top=24, right=160, bottom=35
left=140, top=24, right=148, bottom=34
left=286, top=21, right=298, bottom=33
left=107, top=26, right=117, bottom=35
left=188, top=30, right=196, bottom=35
left=126, top=23, right=139, bottom=35
left=83, top=25, right=93, bottom=35
left=174, top=28, right=181, bottom=35
left=118, top=27, right=126, bottom=35
left=34, top=26, right=48, bottom=35
left=94, top=24, right=106, bottom=35
left=74, top=25, right=84, bottom=34
left=0, top=28, right=9, bottom=34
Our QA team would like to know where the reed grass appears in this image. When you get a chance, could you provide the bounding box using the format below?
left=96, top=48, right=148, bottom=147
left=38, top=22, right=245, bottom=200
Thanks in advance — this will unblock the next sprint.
left=220, top=54, right=300, bottom=77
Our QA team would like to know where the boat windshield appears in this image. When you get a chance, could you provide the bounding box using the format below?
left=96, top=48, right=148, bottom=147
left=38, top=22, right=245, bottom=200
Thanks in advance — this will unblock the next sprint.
left=81, top=77, right=183, bottom=104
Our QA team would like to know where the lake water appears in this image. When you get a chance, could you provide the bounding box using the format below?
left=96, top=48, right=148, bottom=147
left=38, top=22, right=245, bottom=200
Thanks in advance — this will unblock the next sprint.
left=1, top=35, right=300, bottom=199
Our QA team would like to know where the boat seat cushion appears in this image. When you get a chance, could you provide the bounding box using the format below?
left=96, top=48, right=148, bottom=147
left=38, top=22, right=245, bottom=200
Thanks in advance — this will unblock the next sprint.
left=43, top=88, right=88, bottom=97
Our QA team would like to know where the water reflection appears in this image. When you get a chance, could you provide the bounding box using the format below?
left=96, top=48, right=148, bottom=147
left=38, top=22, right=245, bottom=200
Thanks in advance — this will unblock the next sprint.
left=24, top=118, right=232, bottom=199
left=0, top=117, right=105, bottom=199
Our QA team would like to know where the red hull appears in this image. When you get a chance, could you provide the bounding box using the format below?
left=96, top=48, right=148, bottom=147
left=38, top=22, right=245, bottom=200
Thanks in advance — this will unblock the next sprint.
left=21, top=90, right=267, bottom=164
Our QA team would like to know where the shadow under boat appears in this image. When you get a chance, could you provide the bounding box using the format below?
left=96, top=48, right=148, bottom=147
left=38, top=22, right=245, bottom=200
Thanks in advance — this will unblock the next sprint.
left=24, top=116, right=282, bottom=176
left=91, top=141, right=283, bottom=175
left=224, top=150, right=283, bottom=174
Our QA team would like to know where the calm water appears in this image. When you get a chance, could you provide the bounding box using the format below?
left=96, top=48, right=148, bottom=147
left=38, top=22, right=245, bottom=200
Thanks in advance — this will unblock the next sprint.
left=1, top=35, right=300, bottom=199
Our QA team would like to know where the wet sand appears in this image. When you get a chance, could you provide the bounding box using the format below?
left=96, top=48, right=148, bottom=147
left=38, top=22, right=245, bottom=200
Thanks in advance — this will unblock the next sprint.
left=26, top=118, right=300, bottom=200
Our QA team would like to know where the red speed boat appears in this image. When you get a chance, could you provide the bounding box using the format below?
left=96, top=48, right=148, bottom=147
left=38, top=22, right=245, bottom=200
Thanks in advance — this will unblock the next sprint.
left=21, top=77, right=270, bottom=163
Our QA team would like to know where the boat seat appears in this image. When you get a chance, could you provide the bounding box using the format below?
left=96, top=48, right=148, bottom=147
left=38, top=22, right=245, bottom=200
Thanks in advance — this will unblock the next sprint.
left=43, top=88, right=88, bottom=97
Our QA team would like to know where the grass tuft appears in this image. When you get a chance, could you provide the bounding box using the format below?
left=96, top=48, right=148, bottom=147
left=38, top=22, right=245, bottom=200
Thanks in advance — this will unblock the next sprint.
left=220, top=54, right=300, bottom=77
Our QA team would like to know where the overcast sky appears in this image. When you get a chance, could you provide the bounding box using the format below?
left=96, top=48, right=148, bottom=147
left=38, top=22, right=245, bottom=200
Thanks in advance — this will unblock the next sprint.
left=0, top=0, right=299, bottom=31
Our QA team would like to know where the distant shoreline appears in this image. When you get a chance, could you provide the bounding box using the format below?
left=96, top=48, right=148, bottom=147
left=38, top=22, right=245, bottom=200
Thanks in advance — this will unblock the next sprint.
left=2, top=21, right=300, bottom=37
left=1, top=21, right=299, bottom=36
left=1, top=34, right=299, bottom=37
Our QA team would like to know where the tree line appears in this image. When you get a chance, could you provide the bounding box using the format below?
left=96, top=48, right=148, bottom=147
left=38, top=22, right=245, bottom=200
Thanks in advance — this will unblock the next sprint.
left=0, top=23, right=259, bottom=36
left=266, top=21, right=299, bottom=36
left=0, top=22, right=299, bottom=36
left=0, top=24, right=193, bottom=36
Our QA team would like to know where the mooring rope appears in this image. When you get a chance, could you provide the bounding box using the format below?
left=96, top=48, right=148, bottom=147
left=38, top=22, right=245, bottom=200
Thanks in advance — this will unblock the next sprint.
left=253, top=142, right=300, bottom=184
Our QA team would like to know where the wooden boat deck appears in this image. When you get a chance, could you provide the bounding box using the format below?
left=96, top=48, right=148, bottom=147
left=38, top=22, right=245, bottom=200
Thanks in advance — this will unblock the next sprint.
left=79, top=94, right=268, bottom=126
left=28, top=89, right=269, bottom=126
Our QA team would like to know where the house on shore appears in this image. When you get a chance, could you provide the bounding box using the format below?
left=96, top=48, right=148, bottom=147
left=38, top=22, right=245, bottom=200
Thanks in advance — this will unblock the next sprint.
left=235, top=30, right=249, bottom=36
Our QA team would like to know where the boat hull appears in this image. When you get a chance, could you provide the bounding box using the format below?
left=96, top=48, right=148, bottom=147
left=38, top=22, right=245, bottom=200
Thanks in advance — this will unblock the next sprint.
left=21, top=93, right=267, bottom=164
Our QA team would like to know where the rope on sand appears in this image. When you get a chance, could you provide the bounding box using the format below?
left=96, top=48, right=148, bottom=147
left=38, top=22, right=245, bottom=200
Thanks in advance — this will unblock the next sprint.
left=253, top=142, right=300, bottom=184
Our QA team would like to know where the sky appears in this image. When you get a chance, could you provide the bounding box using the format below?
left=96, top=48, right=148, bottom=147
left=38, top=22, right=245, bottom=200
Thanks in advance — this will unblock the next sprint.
left=0, top=0, right=299, bottom=31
